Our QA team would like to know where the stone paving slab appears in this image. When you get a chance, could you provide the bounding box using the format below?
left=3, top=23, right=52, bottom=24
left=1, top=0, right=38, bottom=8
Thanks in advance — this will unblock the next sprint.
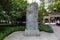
left=51, top=25, right=60, bottom=40
left=4, top=31, right=58, bottom=40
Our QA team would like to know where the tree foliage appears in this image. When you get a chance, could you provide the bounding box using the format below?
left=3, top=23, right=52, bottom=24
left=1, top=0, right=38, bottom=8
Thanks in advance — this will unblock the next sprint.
left=48, top=0, right=60, bottom=12
left=38, top=0, right=46, bottom=25
left=0, top=0, right=28, bottom=23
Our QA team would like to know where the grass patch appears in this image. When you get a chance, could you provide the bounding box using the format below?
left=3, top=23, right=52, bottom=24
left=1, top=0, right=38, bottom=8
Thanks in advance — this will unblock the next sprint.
left=0, top=25, right=53, bottom=40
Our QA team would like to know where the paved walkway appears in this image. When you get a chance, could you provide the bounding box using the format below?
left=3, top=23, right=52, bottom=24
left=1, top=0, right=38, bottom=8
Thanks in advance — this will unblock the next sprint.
left=4, top=31, right=58, bottom=40
left=51, top=25, right=60, bottom=40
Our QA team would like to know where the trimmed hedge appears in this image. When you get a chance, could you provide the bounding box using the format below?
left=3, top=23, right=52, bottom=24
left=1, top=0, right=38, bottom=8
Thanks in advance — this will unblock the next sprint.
left=39, top=25, right=53, bottom=33
left=0, top=26, right=25, bottom=40
left=56, top=23, right=60, bottom=26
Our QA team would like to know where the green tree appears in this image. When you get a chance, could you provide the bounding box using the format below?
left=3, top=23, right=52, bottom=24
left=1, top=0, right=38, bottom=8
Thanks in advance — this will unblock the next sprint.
left=0, top=0, right=28, bottom=24
left=48, top=0, right=60, bottom=12
left=38, top=0, right=46, bottom=25
left=10, top=0, right=28, bottom=24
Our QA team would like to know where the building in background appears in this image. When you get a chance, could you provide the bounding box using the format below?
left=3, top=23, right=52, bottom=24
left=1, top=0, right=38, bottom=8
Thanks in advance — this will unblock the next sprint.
left=43, top=10, right=60, bottom=24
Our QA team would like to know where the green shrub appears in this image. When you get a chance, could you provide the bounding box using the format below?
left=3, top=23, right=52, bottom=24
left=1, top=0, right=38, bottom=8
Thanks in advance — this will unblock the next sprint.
left=0, top=26, right=26, bottom=40
left=39, top=25, right=54, bottom=33
left=56, top=23, right=60, bottom=26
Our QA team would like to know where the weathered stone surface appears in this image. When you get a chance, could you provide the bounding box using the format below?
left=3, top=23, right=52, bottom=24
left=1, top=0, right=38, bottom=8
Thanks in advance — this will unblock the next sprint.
left=26, top=2, right=38, bottom=30
left=24, top=30, right=40, bottom=36
left=24, top=2, right=40, bottom=36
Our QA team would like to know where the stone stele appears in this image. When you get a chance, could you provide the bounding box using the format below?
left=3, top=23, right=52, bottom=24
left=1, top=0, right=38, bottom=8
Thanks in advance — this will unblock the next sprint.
left=24, top=2, right=40, bottom=36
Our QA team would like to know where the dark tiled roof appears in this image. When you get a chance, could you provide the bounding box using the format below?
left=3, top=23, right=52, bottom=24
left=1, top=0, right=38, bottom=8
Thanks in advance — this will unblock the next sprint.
left=44, top=12, right=60, bottom=16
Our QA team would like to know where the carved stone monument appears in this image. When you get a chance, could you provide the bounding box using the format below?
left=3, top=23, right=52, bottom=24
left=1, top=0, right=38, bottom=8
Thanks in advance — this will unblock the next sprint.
left=24, top=2, right=40, bottom=36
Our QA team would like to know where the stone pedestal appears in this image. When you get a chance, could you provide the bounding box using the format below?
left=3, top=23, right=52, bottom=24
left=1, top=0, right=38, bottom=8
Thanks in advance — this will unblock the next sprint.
left=24, top=29, right=40, bottom=36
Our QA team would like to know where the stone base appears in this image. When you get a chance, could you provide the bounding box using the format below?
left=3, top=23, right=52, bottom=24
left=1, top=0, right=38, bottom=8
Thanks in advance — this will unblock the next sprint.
left=24, top=29, right=40, bottom=36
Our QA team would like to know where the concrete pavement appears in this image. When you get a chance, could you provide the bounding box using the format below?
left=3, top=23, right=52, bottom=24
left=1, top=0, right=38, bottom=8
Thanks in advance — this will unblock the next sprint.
left=51, top=25, right=60, bottom=40
left=4, top=31, right=58, bottom=40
